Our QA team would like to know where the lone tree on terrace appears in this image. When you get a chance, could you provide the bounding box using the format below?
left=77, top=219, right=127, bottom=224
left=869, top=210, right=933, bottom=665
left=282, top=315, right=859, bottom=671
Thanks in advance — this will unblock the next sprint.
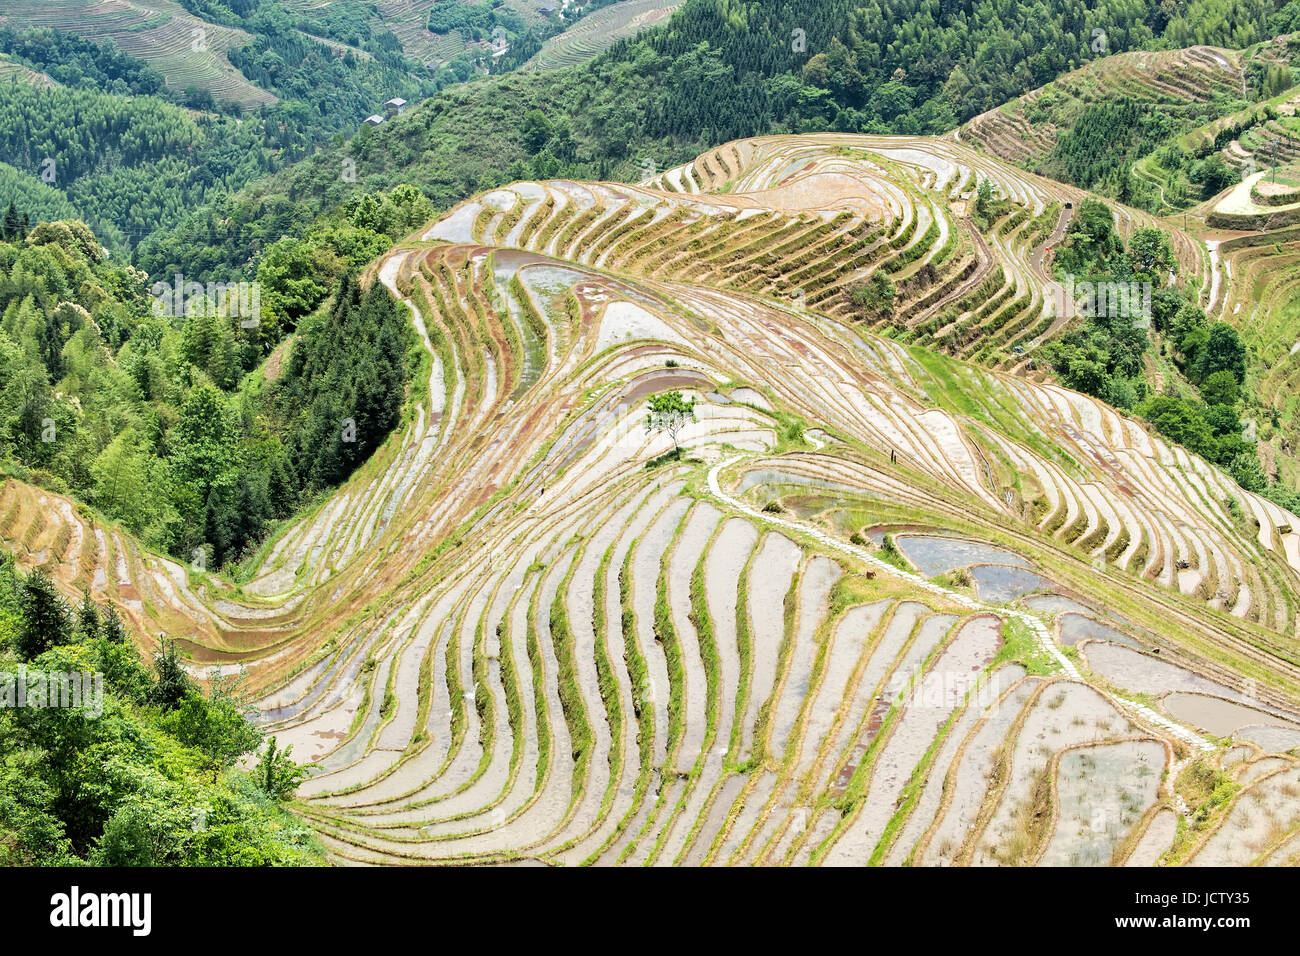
left=646, top=391, right=695, bottom=454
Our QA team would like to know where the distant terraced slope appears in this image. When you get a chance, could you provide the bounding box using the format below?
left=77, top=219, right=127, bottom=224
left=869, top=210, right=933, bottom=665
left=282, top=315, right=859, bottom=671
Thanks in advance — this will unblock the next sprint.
left=960, top=45, right=1245, bottom=168
left=643, top=135, right=1207, bottom=370
left=0, top=0, right=276, bottom=108
left=283, top=0, right=650, bottom=70
left=365, top=0, right=463, bottom=64
left=0, top=53, right=59, bottom=88
left=1198, top=170, right=1300, bottom=490
left=525, top=0, right=679, bottom=70
left=4, top=134, right=1300, bottom=866
left=282, top=0, right=513, bottom=66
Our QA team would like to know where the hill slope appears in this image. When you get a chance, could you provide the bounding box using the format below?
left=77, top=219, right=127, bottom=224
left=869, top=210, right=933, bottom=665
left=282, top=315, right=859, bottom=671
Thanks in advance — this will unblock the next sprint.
left=0, top=0, right=277, bottom=109
left=4, top=134, right=1300, bottom=866
left=524, top=0, right=680, bottom=70
left=959, top=36, right=1300, bottom=211
left=962, top=45, right=1246, bottom=167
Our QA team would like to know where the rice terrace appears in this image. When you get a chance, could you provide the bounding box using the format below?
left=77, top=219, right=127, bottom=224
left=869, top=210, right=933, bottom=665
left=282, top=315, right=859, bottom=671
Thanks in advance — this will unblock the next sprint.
left=0, top=0, right=1299, bottom=888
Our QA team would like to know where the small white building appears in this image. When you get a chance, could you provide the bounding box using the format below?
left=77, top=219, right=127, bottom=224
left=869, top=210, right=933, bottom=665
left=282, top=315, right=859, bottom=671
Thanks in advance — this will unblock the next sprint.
left=362, top=114, right=385, bottom=127
left=384, top=97, right=407, bottom=115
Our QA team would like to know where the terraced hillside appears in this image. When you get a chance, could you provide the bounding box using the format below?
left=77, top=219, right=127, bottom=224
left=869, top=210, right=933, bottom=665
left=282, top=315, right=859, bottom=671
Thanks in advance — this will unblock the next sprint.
left=959, top=36, right=1300, bottom=219
left=956, top=36, right=1300, bottom=535
left=0, top=0, right=278, bottom=108
left=1197, top=166, right=1300, bottom=492
left=4, top=134, right=1300, bottom=866
left=281, top=0, right=524, bottom=66
left=961, top=45, right=1245, bottom=168
left=525, top=0, right=679, bottom=70
left=0, top=53, right=59, bottom=89
left=643, top=136, right=1208, bottom=370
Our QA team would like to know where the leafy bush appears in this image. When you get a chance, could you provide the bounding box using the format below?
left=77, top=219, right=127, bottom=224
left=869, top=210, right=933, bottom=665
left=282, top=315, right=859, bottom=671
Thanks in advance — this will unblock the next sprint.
left=0, top=554, right=322, bottom=865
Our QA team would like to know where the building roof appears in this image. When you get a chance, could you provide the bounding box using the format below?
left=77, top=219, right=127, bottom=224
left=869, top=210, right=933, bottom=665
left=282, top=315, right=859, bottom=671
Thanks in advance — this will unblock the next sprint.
left=363, top=114, right=385, bottom=125
left=384, top=97, right=407, bottom=107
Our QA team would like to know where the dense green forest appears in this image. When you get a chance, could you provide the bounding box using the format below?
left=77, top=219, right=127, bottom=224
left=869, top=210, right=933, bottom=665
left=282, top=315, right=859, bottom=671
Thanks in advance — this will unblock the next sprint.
left=0, top=555, right=321, bottom=864
left=0, top=81, right=303, bottom=252
left=1050, top=98, right=1192, bottom=201
left=0, top=28, right=171, bottom=99
left=0, top=163, right=80, bottom=226
left=0, top=201, right=417, bottom=572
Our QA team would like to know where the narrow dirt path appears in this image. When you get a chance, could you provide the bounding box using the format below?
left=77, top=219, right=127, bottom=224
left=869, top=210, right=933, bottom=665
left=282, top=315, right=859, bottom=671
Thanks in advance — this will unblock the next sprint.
left=1033, top=204, right=1079, bottom=341
left=1205, top=238, right=1223, bottom=315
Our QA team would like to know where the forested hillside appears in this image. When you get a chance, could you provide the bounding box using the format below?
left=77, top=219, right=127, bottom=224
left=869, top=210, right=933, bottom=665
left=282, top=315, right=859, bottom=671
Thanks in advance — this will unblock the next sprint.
left=0, top=554, right=323, bottom=864
left=1039, top=199, right=1272, bottom=502
left=0, top=3, right=659, bottom=259
left=0, top=81, right=305, bottom=251
left=9, top=0, right=1300, bottom=271
left=0, top=14, right=446, bottom=255
left=0, top=204, right=417, bottom=573
left=960, top=35, right=1300, bottom=211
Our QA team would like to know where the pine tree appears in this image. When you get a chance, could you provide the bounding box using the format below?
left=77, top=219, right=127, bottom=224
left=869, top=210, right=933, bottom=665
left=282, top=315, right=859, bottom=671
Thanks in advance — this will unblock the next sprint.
left=101, top=603, right=128, bottom=644
left=76, top=590, right=100, bottom=642
left=15, top=569, right=72, bottom=659
left=2, top=201, right=20, bottom=241
left=149, top=638, right=191, bottom=710
left=180, top=307, right=218, bottom=373
left=208, top=318, right=239, bottom=390
left=36, top=310, right=66, bottom=380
